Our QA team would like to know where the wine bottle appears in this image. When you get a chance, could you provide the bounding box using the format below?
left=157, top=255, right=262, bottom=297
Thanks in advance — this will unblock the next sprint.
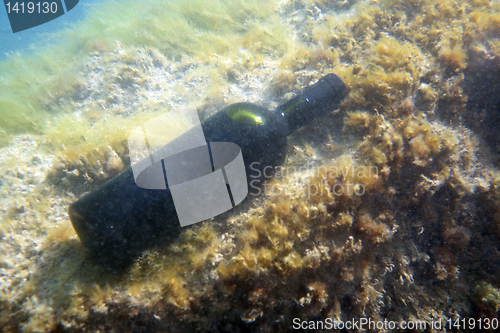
left=69, top=73, right=348, bottom=269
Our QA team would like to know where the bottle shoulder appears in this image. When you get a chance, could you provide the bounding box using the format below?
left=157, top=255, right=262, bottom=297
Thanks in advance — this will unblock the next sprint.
left=201, top=102, right=288, bottom=142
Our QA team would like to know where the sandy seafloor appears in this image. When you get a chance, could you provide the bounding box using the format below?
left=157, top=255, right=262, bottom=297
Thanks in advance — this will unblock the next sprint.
left=1, top=0, right=500, bottom=331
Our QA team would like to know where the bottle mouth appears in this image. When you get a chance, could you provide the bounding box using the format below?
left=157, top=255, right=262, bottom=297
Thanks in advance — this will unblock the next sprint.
left=323, top=73, right=349, bottom=101
left=277, top=73, right=349, bottom=135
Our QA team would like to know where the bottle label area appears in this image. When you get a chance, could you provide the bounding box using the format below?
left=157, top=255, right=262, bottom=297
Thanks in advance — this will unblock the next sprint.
left=129, top=108, right=248, bottom=227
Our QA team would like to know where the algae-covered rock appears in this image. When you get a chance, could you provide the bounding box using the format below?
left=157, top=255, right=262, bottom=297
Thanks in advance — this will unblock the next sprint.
left=1, top=0, right=500, bottom=331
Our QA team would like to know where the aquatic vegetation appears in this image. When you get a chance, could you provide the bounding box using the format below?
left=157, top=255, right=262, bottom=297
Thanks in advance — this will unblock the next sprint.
left=0, top=0, right=288, bottom=146
left=1, top=0, right=500, bottom=331
left=475, top=282, right=500, bottom=314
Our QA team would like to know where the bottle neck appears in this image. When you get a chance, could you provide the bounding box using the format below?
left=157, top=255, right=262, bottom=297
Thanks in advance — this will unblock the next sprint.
left=276, top=74, right=348, bottom=136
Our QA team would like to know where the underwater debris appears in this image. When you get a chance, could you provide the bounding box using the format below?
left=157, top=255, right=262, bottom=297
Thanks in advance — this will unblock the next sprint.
left=67, top=74, right=347, bottom=269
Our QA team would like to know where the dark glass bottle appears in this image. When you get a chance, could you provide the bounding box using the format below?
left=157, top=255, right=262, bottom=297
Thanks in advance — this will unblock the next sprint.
left=69, top=74, right=348, bottom=269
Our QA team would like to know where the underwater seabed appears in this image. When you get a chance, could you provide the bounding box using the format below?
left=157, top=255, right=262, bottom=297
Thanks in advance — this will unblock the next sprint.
left=1, top=0, right=500, bottom=331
